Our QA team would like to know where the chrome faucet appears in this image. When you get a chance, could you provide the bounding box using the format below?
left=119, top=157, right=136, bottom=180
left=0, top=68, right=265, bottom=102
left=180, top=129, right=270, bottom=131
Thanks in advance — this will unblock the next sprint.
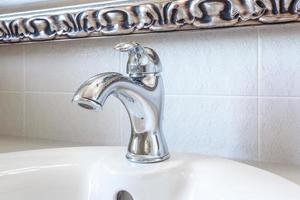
left=72, top=42, right=169, bottom=163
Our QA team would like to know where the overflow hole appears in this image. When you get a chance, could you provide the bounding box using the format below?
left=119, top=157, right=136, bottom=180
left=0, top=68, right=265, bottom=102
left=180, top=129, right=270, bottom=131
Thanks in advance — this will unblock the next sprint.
left=116, top=190, right=134, bottom=200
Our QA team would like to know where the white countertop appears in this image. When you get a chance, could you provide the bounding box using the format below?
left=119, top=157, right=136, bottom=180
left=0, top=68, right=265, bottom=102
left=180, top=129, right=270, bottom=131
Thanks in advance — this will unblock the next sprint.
left=0, top=135, right=299, bottom=185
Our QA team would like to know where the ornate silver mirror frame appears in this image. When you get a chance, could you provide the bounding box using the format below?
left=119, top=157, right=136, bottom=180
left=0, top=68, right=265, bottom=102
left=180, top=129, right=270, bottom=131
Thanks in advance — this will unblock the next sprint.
left=0, top=0, right=299, bottom=43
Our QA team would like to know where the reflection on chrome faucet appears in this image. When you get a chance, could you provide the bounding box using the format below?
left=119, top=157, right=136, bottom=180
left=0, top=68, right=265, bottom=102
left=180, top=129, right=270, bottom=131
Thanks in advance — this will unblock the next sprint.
left=72, top=42, right=169, bottom=163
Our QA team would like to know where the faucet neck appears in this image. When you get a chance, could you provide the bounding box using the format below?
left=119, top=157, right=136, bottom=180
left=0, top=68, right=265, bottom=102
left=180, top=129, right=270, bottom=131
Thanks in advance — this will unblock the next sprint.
left=115, top=75, right=169, bottom=163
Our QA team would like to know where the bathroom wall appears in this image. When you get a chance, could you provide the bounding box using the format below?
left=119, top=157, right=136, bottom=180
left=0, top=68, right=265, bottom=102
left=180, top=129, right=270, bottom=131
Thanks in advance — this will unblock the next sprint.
left=0, top=23, right=299, bottom=165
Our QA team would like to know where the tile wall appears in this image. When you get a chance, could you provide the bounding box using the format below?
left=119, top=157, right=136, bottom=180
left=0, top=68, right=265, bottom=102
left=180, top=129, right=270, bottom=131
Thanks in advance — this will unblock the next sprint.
left=0, top=23, right=299, bottom=165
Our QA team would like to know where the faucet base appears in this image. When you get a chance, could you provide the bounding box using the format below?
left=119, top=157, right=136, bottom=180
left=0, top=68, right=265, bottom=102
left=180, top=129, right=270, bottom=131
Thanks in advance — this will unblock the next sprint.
left=126, top=152, right=170, bottom=164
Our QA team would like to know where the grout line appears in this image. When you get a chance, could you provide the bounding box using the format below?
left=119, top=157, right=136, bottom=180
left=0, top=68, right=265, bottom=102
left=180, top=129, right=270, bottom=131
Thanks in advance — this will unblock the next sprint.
left=1, top=90, right=300, bottom=99
left=119, top=105, right=122, bottom=145
left=0, top=90, right=73, bottom=95
left=166, top=94, right=258, bottom=98
left=23, top=92, right=26, bottom=137
left=22, top=45, right=26, bottom=138
left=118, top=37, right=123, bottom=145
left=24, top=91, right=74, bottom=95
left=0, top=91, right=23, bottom=94
left=257, top=28, right=261, bottom=162
left=258, top=96, right=300, bottom=99
left=166, top=94, right=300, bottom=99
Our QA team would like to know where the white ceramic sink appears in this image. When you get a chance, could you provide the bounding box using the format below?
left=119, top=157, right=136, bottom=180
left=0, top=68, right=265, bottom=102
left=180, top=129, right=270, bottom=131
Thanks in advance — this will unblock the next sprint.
left=0, top=147, right=299, bottom=200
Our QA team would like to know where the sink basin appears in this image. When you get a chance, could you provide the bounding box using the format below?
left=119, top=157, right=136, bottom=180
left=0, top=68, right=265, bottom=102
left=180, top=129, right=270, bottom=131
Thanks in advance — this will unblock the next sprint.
left=0, top=147, right=299, bottom=200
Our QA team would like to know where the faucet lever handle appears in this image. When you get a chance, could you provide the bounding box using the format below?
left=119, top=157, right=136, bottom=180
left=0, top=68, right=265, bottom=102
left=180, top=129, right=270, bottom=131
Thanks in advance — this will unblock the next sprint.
left=114, top=41, right=144, bottom=54
left=114, top=41, right=162, bottom=77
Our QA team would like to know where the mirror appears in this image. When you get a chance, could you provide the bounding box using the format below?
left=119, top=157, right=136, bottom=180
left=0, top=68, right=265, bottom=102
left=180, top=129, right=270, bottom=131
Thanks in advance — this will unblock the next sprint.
left=0, top=0, right=106, bottom=14
left=0, top=0, right=298, bottom=44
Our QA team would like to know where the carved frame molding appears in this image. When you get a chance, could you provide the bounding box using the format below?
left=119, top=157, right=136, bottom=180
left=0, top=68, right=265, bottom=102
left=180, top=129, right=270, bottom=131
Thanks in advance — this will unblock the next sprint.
left=0, top=0, right=299, bottom=43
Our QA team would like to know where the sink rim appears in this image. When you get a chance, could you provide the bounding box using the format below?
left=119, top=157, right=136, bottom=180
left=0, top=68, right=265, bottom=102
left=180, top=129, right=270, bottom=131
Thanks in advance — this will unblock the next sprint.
left=0, top=146, right=300, bottom=200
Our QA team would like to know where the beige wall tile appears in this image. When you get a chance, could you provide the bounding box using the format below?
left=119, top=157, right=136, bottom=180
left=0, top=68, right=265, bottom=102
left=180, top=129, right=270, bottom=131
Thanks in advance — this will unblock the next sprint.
left=24, top=38, right=120, bottom=93
left=0, top=92, right=24, bottom=136
left=121, top=27, right=258, bottom=96
left=121, top=95, right=258, bottom=161
left=259, top=24, right=300, bottom=96
left=260, top=98, right=300, bottom=165
left=0, top=45, right=24, bottom=91
left=25, top=92, right=121, bottom=145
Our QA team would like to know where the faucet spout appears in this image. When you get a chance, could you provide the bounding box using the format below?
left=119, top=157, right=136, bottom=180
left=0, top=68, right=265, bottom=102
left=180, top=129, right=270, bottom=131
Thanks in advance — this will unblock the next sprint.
left=73, top=72, right=131, bottom=110
left=72, top=72, right=169, bottom=163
